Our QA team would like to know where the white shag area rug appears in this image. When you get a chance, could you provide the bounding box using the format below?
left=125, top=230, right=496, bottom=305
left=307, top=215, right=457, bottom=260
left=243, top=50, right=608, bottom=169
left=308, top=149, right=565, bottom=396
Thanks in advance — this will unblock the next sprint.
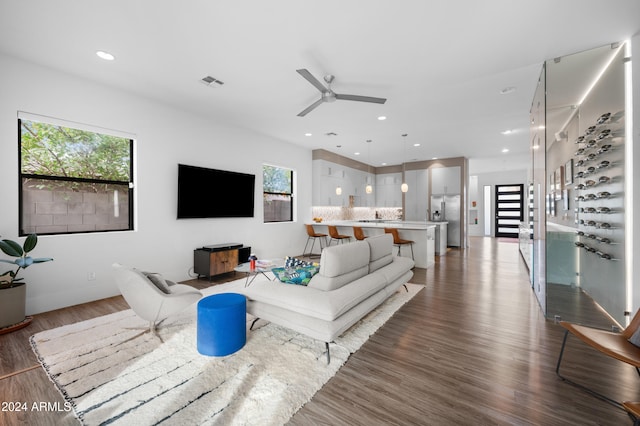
left=30, top=280, right=422, bottom=425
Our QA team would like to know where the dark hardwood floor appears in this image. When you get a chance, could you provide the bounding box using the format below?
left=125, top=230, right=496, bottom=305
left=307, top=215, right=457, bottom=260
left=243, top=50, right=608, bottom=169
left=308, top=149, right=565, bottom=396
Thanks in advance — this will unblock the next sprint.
left=1, top=237, right=637, bottom=425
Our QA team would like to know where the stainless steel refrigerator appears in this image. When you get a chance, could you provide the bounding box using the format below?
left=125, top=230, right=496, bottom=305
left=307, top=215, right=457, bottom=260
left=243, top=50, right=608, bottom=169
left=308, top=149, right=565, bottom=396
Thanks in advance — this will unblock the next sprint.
left=430, top=194, right=460, bottom=247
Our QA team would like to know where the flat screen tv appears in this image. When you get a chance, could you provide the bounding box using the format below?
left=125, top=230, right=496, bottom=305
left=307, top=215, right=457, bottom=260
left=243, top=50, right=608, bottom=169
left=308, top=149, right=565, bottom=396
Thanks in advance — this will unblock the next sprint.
left=177, top=164, right=255, bottom=219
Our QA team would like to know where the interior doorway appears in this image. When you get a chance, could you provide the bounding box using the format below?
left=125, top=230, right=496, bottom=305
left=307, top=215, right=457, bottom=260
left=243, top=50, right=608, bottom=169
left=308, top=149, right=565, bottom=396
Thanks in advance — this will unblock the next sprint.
left=483, top=185, right=491, bottom=236
left=494, top=184, right=524, bottom=238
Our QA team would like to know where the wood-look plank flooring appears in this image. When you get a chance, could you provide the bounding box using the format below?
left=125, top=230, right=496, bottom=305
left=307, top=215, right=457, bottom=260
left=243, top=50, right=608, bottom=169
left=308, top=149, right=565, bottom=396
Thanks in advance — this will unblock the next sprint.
left=547, top=283, right=619, bottom=330
left=0, top=237, right=637, bottom=425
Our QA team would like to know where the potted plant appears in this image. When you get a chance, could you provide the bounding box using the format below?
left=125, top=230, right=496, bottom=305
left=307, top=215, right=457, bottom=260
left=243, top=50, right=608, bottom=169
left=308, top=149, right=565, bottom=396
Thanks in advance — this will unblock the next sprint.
left=0, top=234, right=53, bottom=329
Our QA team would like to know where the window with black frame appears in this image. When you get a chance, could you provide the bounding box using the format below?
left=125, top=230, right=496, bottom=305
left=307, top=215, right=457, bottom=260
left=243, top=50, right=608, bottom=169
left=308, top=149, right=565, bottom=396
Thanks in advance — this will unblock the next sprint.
left=18, top=116, right=134, bottom=236
left=263, top=165, right=293, bottom=223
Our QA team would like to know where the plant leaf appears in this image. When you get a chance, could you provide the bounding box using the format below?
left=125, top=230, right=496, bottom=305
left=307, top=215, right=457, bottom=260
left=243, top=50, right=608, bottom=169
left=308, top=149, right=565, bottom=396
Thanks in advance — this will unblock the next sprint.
left=0, top=240, right=23, bottom=257
left=0, top=259, right=19, bottom=265
left=23, top=234, right=38, bottom=254
left=31, top=257, right=53, bottom=264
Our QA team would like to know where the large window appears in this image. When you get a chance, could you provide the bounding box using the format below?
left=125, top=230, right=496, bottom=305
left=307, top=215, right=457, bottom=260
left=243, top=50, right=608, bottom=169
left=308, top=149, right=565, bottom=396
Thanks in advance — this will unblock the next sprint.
left=263, top=165, right=293, bottom=223
left=18, top=116, right=134, bottom=236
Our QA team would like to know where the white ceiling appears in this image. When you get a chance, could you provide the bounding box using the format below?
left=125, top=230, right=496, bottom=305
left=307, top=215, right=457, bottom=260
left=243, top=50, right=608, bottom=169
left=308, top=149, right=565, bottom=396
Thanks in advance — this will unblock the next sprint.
left=1, top=1, right=638, bottom=173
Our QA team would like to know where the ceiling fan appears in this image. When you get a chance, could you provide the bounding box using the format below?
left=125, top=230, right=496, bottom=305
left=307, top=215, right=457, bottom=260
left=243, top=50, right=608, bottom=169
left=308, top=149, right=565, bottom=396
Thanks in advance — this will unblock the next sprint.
left=296, top=69, right=387, bottom=117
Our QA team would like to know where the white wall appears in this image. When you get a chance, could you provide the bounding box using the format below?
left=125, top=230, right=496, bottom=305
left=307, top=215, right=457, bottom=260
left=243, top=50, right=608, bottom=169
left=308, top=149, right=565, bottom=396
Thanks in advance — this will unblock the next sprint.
left=468, top=168, right=528, bottom=237
left=0, top=53, right=312, bottom=315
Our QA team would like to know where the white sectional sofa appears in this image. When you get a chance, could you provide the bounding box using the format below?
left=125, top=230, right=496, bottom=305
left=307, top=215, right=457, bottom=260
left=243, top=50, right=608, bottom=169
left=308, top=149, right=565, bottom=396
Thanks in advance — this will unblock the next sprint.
left=240, top=233, right=414, bottom=362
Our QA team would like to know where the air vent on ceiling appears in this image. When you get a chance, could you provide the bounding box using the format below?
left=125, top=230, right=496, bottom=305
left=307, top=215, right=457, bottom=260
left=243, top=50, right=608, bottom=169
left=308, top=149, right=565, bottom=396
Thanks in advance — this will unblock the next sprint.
left=200, top=76, right=224, bottom=87
left=325, top=132, right=338, bottom=136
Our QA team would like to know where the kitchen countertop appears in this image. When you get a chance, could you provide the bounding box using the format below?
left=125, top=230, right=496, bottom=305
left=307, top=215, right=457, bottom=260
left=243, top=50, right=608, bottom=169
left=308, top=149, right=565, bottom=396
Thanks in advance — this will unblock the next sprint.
left=308, top=220, right=445, bottom=230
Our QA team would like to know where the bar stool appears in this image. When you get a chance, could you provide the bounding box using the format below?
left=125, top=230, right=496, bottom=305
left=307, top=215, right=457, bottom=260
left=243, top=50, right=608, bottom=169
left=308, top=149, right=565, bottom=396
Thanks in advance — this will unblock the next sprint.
left=353, top=226, right=367, bottom=241
left=328, top=225, right=352, bottom=246
left=303, top=224, right=327, bottom=258
left=384, top=228, right=414, bottom=260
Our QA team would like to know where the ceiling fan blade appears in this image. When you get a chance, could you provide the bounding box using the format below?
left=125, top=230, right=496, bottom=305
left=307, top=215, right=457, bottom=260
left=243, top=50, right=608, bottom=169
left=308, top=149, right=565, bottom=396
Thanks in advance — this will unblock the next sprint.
left=335, top=93, right=387, bottom=104
left=296, top=69, right=328, bottom=94
left=297, top=98, right=325, bottom=117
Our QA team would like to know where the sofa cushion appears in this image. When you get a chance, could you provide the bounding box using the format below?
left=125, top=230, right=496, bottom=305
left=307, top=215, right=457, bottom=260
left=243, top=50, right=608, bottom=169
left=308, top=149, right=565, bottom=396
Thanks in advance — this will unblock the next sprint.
left=375, top=256, right=415, bottom=284
left=307, top=241, right=370, bottom=291
left=242, top=272, right=387, bottom=322
left=326, top=273, right=388, bottom=319
left=367, top=233, right=394, bottom=272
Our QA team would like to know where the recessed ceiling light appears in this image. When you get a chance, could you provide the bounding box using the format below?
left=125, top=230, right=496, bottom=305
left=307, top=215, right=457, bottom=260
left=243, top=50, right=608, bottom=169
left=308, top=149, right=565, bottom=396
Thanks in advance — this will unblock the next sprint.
left=501, top=129, right=512, bottom=135
left=432, top=157, right=438, bottom=160
left=377, top=116, right=387, bottom=121
left=502, top=148, right=509, bottom=153
left=304, top=133, right=312, bottom=137
left=354, top=152, right=360, bottom=156
left=381, top=162, right=387, bottom=166
left=413, top=143, right=421, bottom=147
left=500, top=86, right=516, bottom=95
left=96, top=50, right=115, bottom=61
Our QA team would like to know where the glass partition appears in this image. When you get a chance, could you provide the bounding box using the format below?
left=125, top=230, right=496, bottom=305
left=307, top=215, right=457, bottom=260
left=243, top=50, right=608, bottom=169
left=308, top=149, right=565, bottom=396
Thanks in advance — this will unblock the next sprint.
left=543, top=43, right=627, bottom=328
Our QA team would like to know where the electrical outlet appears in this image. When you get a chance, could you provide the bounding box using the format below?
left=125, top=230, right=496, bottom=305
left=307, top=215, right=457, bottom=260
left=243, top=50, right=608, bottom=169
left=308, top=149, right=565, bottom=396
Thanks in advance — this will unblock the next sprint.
left=87, top=272, right=96, bottom=281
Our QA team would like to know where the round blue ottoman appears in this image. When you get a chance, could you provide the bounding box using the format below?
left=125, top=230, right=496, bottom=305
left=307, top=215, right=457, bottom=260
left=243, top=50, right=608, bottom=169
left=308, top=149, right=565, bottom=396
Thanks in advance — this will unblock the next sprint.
left=197, top=293, right=246, bottom=356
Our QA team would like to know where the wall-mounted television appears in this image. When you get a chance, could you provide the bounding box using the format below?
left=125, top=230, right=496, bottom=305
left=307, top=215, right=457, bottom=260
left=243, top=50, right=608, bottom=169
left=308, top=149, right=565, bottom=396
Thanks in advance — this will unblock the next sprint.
left=177, top=164, right=255, bottom=219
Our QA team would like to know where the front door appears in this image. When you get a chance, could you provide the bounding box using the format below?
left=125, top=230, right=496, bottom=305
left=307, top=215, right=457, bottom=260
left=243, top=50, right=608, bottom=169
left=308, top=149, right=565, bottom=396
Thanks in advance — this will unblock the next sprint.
left=494, top=184, right=524, bottom=238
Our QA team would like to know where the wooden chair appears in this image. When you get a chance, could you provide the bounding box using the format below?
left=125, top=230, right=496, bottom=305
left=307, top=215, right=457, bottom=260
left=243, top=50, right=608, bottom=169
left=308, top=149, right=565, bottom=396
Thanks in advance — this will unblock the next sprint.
left=623, top=401, right=640, bottom=425
left=303, top=224, right=327, bottom=258
left=327, top=225, right=351, bottom=246
left=556, top=309, right=640, bottom=409
left=353, top=226, right=367, bottom=241
left=384, top=228, right=414, bottom=260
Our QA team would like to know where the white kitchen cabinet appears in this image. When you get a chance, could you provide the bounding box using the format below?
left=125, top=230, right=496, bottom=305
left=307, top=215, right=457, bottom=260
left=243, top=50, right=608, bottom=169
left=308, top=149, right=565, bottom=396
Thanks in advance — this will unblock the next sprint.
left=375, top=173, right=402, bottom=207
left=431, top=166, right=461, bottom=195
left=312, top=159, right=376, bottom=206
left=312, top=159, right=345, bottom=206
left=404, top=169, right=429, bottom=221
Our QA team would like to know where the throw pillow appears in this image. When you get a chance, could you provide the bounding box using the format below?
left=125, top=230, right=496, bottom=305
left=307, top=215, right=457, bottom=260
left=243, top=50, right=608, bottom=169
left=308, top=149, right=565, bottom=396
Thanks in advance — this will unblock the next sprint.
left=142, top=271, right=171, bottom=294
left=629, top=326, right=640, bottom=348
left=284, top=256, right=318, bottom=269
left=272, top=264, right=320, bottom=286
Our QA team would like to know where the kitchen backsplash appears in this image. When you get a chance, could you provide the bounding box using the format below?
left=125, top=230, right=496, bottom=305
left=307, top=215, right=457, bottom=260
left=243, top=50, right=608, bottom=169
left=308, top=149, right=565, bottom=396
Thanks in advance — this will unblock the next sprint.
left=312, top=206, right=403, bottom=221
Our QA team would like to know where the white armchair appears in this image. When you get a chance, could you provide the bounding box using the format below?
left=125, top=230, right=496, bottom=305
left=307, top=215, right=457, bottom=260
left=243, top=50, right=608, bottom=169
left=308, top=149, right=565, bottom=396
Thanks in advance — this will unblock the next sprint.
left=112, top=263, right=202, bottom=334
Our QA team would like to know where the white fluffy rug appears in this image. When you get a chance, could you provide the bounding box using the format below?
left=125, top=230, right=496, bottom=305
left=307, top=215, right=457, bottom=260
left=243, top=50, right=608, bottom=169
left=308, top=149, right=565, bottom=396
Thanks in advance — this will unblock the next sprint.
left=30, top=280, right=422, bottom=425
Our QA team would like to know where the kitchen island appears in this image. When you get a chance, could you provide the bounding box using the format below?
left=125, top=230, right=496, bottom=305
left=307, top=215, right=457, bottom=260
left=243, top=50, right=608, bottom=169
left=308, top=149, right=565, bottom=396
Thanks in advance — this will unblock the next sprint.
left=307, top=220, right=442, bottom=269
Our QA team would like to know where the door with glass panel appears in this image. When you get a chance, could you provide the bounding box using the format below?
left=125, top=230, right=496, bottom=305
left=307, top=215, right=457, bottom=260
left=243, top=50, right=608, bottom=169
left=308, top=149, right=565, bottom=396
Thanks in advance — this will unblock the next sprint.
left=494, top=184, right=523, bottom=238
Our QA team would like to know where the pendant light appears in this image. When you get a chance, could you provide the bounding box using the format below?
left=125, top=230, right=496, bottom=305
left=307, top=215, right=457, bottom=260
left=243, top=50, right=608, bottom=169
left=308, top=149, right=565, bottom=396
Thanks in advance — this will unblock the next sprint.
left=365, top=139, right=373, bottom=194
left=401, top=134, right=408, bottom=193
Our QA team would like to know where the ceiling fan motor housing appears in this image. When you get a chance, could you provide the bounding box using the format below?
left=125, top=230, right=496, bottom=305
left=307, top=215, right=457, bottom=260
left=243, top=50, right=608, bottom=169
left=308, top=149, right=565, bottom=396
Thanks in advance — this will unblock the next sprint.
left=323, top=92, right=337, bottom=102
left=296, top=68, right=386, bottom=116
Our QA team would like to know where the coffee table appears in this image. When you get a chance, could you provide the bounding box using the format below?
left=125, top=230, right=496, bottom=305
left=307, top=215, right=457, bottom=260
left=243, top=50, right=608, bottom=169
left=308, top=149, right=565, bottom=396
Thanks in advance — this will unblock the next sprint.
left=234, top=259, right=284, bottom=287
